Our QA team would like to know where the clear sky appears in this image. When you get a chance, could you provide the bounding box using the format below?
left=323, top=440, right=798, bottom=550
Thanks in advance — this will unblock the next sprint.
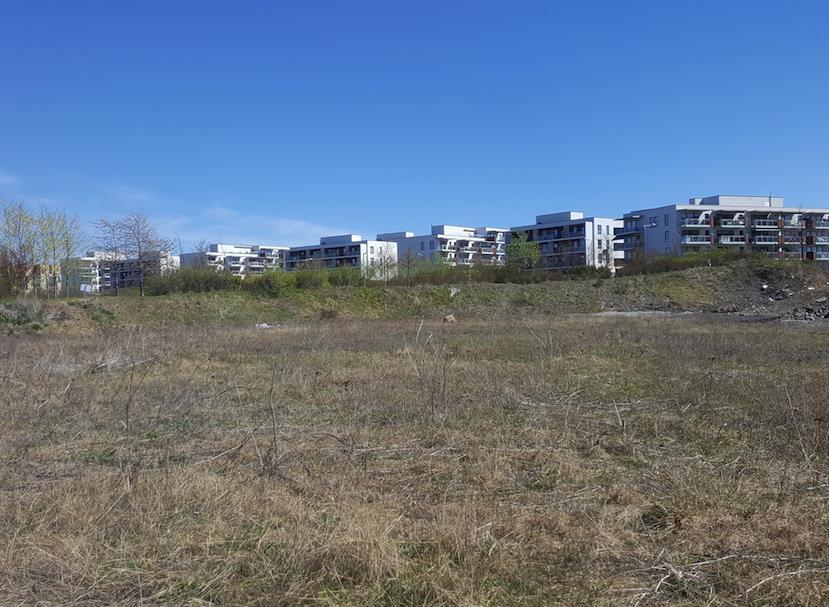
left=2, top=0, right=828, bottom=249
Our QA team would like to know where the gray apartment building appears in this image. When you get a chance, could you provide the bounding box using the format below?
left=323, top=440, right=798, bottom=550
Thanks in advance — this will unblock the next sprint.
left=616, top=195, right=829, bottom=264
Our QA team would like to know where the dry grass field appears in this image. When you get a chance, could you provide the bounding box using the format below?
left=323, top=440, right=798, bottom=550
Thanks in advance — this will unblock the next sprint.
left=1, top=308, right=828, bottom=605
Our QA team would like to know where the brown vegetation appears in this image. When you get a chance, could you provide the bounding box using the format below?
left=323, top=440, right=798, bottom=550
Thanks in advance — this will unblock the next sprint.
left=1, top=312, right=828, bottom=605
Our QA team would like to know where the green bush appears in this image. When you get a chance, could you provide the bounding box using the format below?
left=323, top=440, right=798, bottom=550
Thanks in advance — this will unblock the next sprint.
left=0, top=298, right=43, bottom=327
left=145, top=267, right=242, bottom=295
left=327, top=267, right=363, bottom=287
left=243, top=271, right=297, bottom=296
left=617, top=249, right=766, bottom=277
left=294, top=268, right=328, bottom=289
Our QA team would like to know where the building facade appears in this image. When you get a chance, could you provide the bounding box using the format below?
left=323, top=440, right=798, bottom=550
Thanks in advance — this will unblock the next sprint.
left=110, top=252, right=180, bottom=290
left=616, top=195, right=829, bottom=264
left=285, top=235, right=397, bottom=278
left=179, top=243, right=287, bottom=277
left=510, top=212, right=622, bottom=270
left=377, top=225, right=508, bottom=266
left=62, top=251, right=115, bottom=294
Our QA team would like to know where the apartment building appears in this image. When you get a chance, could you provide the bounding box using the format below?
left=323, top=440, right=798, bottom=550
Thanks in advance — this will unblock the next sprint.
left=510, top=211, right=623, bottom=270
left=616, top=195, right=829, bottom=264
left=62, top=251, right=116, bottom=294
left=285, top=234, right=397, bottom=278
left=377, top=225, right=508, bottom=266
left=179, top=243, right=287, bottom=277
left=110, top=252, right=180, bottom=290
left=62, top=250, right=179, bottom=293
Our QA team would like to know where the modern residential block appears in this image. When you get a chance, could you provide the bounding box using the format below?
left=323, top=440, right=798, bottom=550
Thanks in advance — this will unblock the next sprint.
left=62, top=251, right=116, bottom=294
left=285, top=235, right=397, bottom=278
left=616, top=195, right=829, bottom=264
left=110, top=252, right=180, bottom=290
left=510, top=212, right=622, bottom=270
left=63, top=251, right=179, bottom=293
left=179, top=243, right=287, bottom=277
left=377, top=225, right=508, bottom=266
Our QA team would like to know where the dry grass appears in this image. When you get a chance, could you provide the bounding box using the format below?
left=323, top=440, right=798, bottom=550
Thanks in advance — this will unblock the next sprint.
left=1, top=314, right=828, bottom=605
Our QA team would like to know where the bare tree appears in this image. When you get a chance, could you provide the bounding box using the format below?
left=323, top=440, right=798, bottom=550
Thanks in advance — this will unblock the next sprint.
left=59, top=214, right=84, bottom=297
left=93, top=218, right=123, bottom=295
left=370, top=243, right=397, bottom=286
left=113, top=213, right=174, bottom=296
left=399, top=250, right=419, bottom=286
left=187, top=239, right=211, bottom=267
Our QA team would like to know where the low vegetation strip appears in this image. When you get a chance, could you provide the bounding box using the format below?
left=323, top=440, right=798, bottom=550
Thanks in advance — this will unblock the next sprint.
left=3, top=257, right=826, bottom=332
left=1, top=315, right=827, bottom=605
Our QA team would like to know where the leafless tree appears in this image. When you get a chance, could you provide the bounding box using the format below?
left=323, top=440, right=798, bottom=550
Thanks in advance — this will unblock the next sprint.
left=115, top=213, right=175, bottom=296
left=187, top=239, right=211, bottom=267
left=95, top=213, right=174, bottom=296
left=93, top=218, right=123, bottom=295
left=399, top=250, right=419, bottom=286
left=370, top=243, right=397, bottom=286
left=59, top=214, right=84, bottom=297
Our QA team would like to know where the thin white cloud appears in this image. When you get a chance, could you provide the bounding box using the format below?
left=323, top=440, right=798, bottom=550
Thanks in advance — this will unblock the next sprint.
left=110, top=183, right=155, bottom=204
left=0, top=169, right=20, bottom=186
left=160, top=206, right=355, bottom=251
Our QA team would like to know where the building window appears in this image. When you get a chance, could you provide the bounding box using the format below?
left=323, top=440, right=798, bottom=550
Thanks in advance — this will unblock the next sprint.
left=597, top=224, right=602, bottom=235
left=420, top=241, right=424, bottom=251
left=369, top=246, right=374, bottom=254
left=665, top=230, right=670, bottom=243
left=430, top=240, right=435, bottom=250
left=650, top=216, right=658, bottom=227
left=664, top=214, right=670, bottom=227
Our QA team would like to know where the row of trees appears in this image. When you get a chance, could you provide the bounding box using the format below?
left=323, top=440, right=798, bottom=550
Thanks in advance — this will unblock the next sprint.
left=1, top=197, right=173, bottom=298
left=0, top=200, right=83, bottom=297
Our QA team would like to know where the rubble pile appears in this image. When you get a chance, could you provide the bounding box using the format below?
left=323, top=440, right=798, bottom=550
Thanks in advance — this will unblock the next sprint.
left=787, top=296, right=829, bottom=321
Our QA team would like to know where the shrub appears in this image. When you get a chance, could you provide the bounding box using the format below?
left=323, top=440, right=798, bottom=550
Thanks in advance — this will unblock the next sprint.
left=327, top=267, right=363, bottom=287
left=145, top=268, right=242, bottom=295
left=0, top=298, right=43, bottom=327
left=294, top=268, right=328, bottom=289
left=617, top=249, right=766, bottom=277
left=244, top=271, right=297, bottom=296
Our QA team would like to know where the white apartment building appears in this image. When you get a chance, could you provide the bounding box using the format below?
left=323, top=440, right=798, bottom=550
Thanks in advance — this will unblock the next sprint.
left=63, top=251, right=179, bottom=293
left=179, top=243, right=288, bottom=277
left=510, top=211, right=623, bottom=270
left=377, top=225, right=508, bottom=266
left=616, top=195, right=829, bottom=264
left=62, top=251, right=116, bottom=294
left=285, top=234, right=397, bottom=278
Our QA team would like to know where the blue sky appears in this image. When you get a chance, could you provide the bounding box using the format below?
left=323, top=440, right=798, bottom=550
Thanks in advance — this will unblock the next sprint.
left=2, top=1, right=828, bottom=249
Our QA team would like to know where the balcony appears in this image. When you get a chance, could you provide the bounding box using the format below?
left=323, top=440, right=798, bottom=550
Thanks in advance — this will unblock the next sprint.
left=681, top=219, right=709, bottom=227
left=681, top=236, right=710, bottom=244
left=753, top=237, right=778, bottom=245
left=718, top=220, right=745, bottom=228
left=719, top=236, right=746, bottom=245
left=815, top=221, right=829, bottom=229
left=752, top=220, right=779, bottom=229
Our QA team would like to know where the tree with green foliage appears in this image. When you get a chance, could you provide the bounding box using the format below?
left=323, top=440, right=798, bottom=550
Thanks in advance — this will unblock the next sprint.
left=0, top=199, right=38, bottom=294
left=506, top=231, right=541, bottom=270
